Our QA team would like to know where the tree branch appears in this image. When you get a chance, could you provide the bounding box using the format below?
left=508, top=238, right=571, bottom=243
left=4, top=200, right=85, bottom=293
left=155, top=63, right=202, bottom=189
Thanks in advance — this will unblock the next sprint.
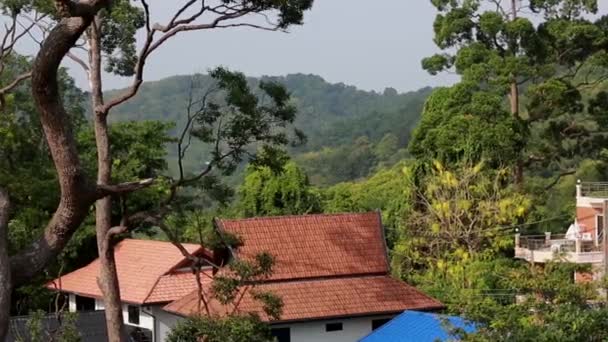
left=0, top=71, right=31, bottom=95
left=545, top=170, right=576, bottom=190
left=101, top=4, right=281, bottom=114
left=95, top=178, right=154, bottom=198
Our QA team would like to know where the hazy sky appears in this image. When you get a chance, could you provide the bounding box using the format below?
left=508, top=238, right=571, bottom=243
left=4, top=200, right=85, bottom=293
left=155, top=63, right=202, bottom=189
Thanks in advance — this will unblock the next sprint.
left=62, top=0, right=456, bottom=93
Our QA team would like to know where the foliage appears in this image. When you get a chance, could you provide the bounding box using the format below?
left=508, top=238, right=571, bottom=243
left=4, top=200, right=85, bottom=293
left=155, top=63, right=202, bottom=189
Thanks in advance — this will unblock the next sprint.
left=322, top=162, right=413, bottom=246
left=392, top=161, right=530, bottom=280
left=461, top=262, right=608, bottom=342
left=16, top=310, right=80, bottom=342
left=108, top=74, right=431, bottom=185
left=422, top=0, right=608, bottom=179
left=296, top=136, right=387, bottom=185
left=409, top=84, right=524, bottom=167
left=237, top=161, right=322, bottom=217
left=166, top=314, right=273, bottom=342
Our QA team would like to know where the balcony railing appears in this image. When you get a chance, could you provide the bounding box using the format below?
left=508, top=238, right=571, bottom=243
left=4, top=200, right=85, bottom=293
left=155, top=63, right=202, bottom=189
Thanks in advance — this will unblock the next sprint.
left=515, top=232, right=603, bottom=263
left=579, top=182, right=608, bottom=198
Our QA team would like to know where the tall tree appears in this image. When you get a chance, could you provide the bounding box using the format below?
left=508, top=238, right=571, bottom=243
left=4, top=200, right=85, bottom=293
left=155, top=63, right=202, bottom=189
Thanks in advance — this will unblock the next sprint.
left=421, top=0, right=608, bottom=185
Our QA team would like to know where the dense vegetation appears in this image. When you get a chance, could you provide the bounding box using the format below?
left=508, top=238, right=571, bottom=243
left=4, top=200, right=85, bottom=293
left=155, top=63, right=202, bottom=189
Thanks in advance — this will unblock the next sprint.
left=106, top=73, right=432, bottom=185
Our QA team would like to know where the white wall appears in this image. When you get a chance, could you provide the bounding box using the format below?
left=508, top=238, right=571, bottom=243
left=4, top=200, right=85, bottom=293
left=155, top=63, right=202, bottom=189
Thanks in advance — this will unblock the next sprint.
left=95, top=298, right=105, bottom=310
left=67, top=296, right=394, bottom=342
left=122, top=303, right=154, bottom=332
left=271, top=315, right=395, bottom=342
left=68, top=296, right=157, bottom=340
left=68, top=294, right=76, bottom=312
left=151, top=307, right=182, bottom=342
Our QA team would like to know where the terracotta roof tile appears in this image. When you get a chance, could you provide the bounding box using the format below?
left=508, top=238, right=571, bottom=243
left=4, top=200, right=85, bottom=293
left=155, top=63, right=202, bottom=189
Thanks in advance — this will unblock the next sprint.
left=164, top=276, right=444, bottom=322
left=217, top=212, right=388, bottom=281
left=144, top=270, right=213, bottom=304
left=48, top=239, right=203, bottom=304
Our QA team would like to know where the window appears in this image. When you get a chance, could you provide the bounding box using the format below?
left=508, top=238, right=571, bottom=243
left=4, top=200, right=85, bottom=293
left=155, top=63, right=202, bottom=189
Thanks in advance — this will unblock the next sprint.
left=372, top=318, right=391, bottom=330
left=127, top=305, right=140, bottom=325
left=271, top=328, right=290, bottom=342
left=75, top=295, right=95, bottom=311
left=325, top=322, right=343, bottom=332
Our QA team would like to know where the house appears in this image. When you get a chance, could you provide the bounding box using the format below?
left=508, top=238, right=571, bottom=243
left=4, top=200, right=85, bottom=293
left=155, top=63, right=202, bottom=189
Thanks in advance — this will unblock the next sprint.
left=358, top=310, right=477, bottom=342
left=47, top=239, right=211, bottom=341
left=515, top=180, right=607, bottom=281
left=49, top=212, right=444, bottom=342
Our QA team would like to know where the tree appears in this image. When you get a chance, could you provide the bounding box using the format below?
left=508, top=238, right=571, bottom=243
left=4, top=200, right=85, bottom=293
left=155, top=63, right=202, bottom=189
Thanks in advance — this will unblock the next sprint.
left=0, top=0, right=314, bottom=340
left=237, top=161, right=322, bottom=217
left=168, top=315, right=274, bottom=342
left=392, top=161, right=530, bottom=281
left=409, top=84, right=524, bottom=167
left=421, top=0, right=608, bottom=185
left=461, top=262, right=608, bottom=342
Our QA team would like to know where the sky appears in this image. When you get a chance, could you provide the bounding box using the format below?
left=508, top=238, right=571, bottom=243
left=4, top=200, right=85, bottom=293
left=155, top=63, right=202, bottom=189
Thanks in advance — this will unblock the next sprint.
left=61, top=0, right=456, bottom=93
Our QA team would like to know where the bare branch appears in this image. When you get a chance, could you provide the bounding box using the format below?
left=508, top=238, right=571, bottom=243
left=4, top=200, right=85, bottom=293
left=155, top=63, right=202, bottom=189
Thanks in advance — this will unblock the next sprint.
left=102, top=4, right=282, bottom=114
left=0, top=71, right=31, bottom=95
left=545, top=170, right=576, bottom=190
left=66, top=52, right=89, bottom=72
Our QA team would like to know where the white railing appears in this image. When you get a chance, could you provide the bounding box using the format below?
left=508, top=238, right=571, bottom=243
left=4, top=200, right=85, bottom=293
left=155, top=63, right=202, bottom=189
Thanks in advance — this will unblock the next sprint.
left=515, top=232, right=603, bottom=264
left=578, top=181, right=608, bottom=198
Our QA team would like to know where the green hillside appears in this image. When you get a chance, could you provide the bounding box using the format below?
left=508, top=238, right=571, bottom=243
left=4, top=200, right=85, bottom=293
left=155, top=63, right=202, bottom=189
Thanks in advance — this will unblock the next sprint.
left=105, top=73, right=432, bottom=184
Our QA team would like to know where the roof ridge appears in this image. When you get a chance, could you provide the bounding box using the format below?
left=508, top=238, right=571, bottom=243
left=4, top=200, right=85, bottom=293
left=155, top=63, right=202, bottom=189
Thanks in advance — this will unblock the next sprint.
left=218, top=211, right=378, bottom=224
left=120, top=238, right=201, bottom=248
left=254, top=272, right=390, bottom=285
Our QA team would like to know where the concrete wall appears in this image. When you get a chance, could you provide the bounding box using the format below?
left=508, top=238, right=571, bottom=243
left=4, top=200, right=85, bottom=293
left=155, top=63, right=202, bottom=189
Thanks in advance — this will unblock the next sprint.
left=576, top=206, right=602, bottom=239
left=151, top=307, right=182, bottom=342
left=270, top=315, right=395, bottom=342
left=67, top=295, right=395, bottom=342
left=68, top=296, right=157, bottom=340
left=68, top=294, right=76, bottom=312
left=136, top=310, right=396, bottom=342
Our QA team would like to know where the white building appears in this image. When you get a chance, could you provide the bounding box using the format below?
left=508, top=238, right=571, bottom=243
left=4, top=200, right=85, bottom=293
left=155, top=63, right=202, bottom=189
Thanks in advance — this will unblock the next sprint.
left=50, top=212, right=444, bottom=342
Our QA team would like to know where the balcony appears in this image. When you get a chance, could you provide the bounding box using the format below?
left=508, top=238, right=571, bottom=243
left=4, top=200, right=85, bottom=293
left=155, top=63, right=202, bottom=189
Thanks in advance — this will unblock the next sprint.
left=515, top=233, right=604, bottom=264
left=579, top=181, right=608, bottom=198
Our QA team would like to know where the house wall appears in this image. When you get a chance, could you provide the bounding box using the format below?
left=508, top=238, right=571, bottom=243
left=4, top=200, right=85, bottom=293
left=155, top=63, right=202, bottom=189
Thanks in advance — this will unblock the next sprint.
left=67, top=296, right=156, bottom=340
left=270, top=315, right=395, bottom=342
left=67, top=295, right=396, bottom=342
left=125, top=310, right=396, bottom=342
left=68, top=294, right=76, bottom=312
left=576, top=206, right=602, bottom=240
left=151, top=307, right=182, bottom=342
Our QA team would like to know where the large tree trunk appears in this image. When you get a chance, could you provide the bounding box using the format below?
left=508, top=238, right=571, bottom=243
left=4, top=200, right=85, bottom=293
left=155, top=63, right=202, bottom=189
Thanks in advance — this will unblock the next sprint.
left=11, top=16, right=97, bottom=285
left=0, top=13, right=99, bottom=340
left=88, top=16, right=127, bottom=342
left=0, top=189, right=11, bottom=342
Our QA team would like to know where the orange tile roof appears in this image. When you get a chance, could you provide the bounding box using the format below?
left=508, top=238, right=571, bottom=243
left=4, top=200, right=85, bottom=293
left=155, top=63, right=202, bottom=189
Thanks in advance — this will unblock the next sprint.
left=164, top=275, right=444, bottom=322
left=145, top=270, right=213, bottom=304
left=48, top=239, right=204, bottom=304
left=216, top=212, right=389, bottom=281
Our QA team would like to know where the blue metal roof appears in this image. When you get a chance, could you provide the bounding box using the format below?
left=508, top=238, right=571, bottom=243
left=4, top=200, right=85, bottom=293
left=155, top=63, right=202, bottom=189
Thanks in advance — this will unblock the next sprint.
left=359, top=310, right=477, bottom=342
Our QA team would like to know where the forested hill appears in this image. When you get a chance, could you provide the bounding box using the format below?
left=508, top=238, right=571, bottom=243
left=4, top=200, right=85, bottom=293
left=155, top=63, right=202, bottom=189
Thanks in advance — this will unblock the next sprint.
left=106, top=73, right=432, bottom=184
